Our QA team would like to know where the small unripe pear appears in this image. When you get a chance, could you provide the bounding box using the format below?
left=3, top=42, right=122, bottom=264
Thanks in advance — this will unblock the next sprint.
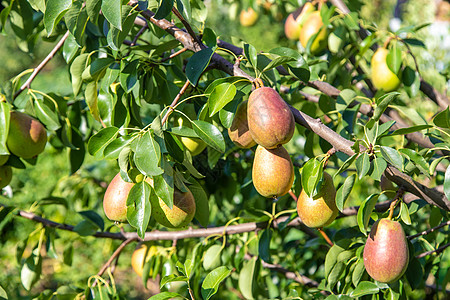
left=284, top=3, right=315, bottom=40
left=103, top=173, right=134, bottom=222
left=247, top=87, right=295, bottom=149
left=363, top=218, right=409, bottom=283
left=0, top=165, right=12, bottom=189
left=299, top=11, right=328, bottom=55
left=228, top=100, right=256, bottom=149
left=297, top=172, right=338, bottom=228
left=180, top=136, right=206, bottom=156
left=131, top=243, right=157, bottom=277
left=151, top=188, right=196, bottom=228
left=240, top=7, right=258, bottom=27
left=252, top=145, right=294, bottom=198
left=371, top=48, right=401, bottom=92
left=7, top=111, right=47, bottom=159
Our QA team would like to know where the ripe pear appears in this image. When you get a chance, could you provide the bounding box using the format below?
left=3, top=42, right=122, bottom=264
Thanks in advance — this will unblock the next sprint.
left=0, top=155, right=9, bottom=166
left=363, top=218, right=409, bottom=283
left=151, top=187, right=196, bottom=228
left=0, top=165, right=12, bottom=189
left=252, top=145, right=294, bottom=198
left=228, top=100, right=256, bottom=149
left=247, top=87, right=295, bottom=149
left=180, top=136, right=206, bottom=156
left=284, top=3, right=315, bottom=40
left=7, top=111, right=47, bottom=159
left=239, top=7, right=259, bottom=27
left=131, top=243, right=158, bottom=277
left=299, top=11, right=328, bottom=55
left=103, top=173, right=135, bottom=222
left=371, top=48, right=401, bottom=92
left=297, top=172, right=338, bottom=228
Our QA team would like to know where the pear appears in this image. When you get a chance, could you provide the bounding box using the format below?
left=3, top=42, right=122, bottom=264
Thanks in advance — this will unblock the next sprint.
left=284, top=3, right=315, bottom=40
left=7, top=111, right=47, bottom=159
left=240, top=7, right=259, bottom=27
left=180, top=136, right=206, bottom=156
left=297, top=172, right=338, bottom=228
left=131, top=243, right=158, bottom=277
left=103, top=173, right=135, bottom=222
left=0, top=165, right=12, bottom=189
left=299, top=11, right=328, bottom=55
left=371, top=48, right=401, bottom=92
left=0, top=155, right=9, bottom=166
left=228, top=100, right=256, bottom=149
left=247, top=87, right=295, bottom=149
left=252, top=145, right=294, bottom=198
left=363, top=218, right=409, bottom=283
left=151, top=187, right=196, bottom=228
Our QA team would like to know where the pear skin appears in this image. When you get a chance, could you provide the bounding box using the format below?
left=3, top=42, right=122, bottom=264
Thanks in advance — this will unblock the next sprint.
left=371, top=48, right=401, bottom=92
left=299, top=11, right=328, bottom=55
left=252, top=145, right=294, bottom=198
left=284, top=3, right=315, bottom=40
left=247, top=87, right=295, bottom=149
left=180, top=136, right=206, bottom=156
left=228, top=100, right=256, bottom=149
left=131, top=243, right=157, bottom=277
left=240, top=7, right=258, bottom=27
left=363, top=218, right=409, bottom=283
left=297, top=172, right=338, bottom=228
left=151, top=188, right=196, bottom=228
left=7, top=111, right=47, bottom=159
left=103, top=173, right=134, bottom=222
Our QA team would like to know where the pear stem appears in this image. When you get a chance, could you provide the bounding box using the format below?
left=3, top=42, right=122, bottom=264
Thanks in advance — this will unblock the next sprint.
left=317, top=228, right=334, bottom=246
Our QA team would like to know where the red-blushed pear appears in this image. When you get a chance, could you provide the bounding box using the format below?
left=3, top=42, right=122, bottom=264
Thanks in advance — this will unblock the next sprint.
left=284, top=3, right=315, bottom=40
left=131, top=243, right=157, bottom=277
left=252, top=145, right=294, bottom=198
left=0, top=165, right=12, bottom=189
left=103, top=173, right=137, bottom=223
left=151, top=187, right=196, bottom=228
left=371, top=48, right=401, bottom=92
left=247, top=87, right=295, bottom=149
left=239, top=7, right=259, bottom=27
left=228, top=100, right=256, bottom=149
left=296, top=172, right=338, bottom=228
left=299, top=11, right=328, bottom=55
left=0, top=155, right=8, bottom=166
left=363, top=218, right=409, bottom=283
left=7, top=111, right=47, bottom=159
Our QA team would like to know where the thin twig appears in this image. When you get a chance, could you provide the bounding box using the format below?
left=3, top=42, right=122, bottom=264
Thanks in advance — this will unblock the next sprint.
left=160, top=47, right=188, bottom=62
left=408, top=220, right=450, bottom=240
left=317, top=228, right=334, bottom=247
left=416, top=242, right=450, bottom=259
left=171, top=7, right=203, bottom=48
left=161, top=80, right=191, bottom=126
left=13, top=30, right=70, bottom=99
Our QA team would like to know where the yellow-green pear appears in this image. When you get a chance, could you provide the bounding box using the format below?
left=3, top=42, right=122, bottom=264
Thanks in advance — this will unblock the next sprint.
left=299, top=11, right=328, bottom=55
left=371, top=48, right=401, bottom=92
left=240, top=7, right=259, bottom=27
left=284, top=3, right=315, bottom=40
left=151, top=188, right=196, bottom=228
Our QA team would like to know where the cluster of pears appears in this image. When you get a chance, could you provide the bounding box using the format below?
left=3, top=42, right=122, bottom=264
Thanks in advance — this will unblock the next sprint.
left=284, top=2, right=328, bottom=55
left=228, top=86, right=295, bottom=198
left=103, top=173, right=196, bottom=228
left=363, top=218, right=409, bottom=283
left=0, top=111, right=47, bottom=189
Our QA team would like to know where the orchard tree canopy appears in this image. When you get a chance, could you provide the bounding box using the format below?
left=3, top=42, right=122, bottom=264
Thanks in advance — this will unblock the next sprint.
left=0, top=0, right=449, bottom=299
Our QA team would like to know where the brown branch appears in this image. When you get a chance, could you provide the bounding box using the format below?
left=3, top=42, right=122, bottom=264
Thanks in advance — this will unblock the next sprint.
left=408, top=220, right=450, bottom=240
left=416, top=242, right=450, bottom=259
left=13, top=30, right=70, bottom=99
left=160, top=47, right=188, bottom=63
left=317, top=228, right=334, bottom=246
left=171, top=7, right=203, bottom=48
left=161, top=80, right=191, bottom=126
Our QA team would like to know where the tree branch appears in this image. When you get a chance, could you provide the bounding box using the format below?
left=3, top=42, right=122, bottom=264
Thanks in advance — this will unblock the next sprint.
left=407, top=220, right=450, bottom=240
left=416, top=242, right=450, bottom=259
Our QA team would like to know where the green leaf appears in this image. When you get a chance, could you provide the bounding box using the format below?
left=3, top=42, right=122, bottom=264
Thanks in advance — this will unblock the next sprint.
left=134, top=131, right=164, bottom=177
left=154, top=0, right=174, bottom=20
left=85, top=81, right=100, bottom=121
left=87, top=127, right=119, bottom=158
left=65, top=1, right=88, bottom=45
left=243, top=43, right=257, bottom=69
left=238, top=257, right=259, bottom=300
left=0, top=284, right=8, bottom=300
left=44, top=0, right=72, bottom=36
left=191, top=120, right=225, bottom=152
left=370, top=157, right=387, bottom=181
left=380, top=146, right=403, bottom=170
left=153, top=163, right=174, bottom=209
left=86, top=0, right=102, bottom=24
left=120, top=59, right=140, bottom=93
left=104, top=136, right=133, bottom=160
left=433, top=107, right=450, bottom=128
left=176, top=0, right=192, bottom=23
left=350, top=281, right=379, bottom=297
left=34, top=98, right=61, bottom=131
left=327, top=261, right=345, bottom=289
left=352, top=259, right=365, bottom=287
left=335, top=174, right=355, bottom=212
left=0, top=102, right=10, bottom=155
left=405, top=257, right=424, bottom=290
left=203, top=245, right=222, bottom=271
left=399, top=148, right=430, bottom=176
left=82, top=58, right=115, bottom=82
left=189, top=178, right=209, bottom=227
left=444, top=165, right=450, bottom=203
left=386, top=42, right=402, bottom=74
left=208, top=83, right=237, bottom=117
left=399, top=201, right=411, bottom=225
left=148, top=292, right=181, bottom=300
left=21, top=254, right=42, bottom=291
left=160, top=274, right=188, bottom=289
left=163, top=131, right=184, bottom=163
left=79, top=210, right=104, bottom=231
left=369, top=92, right=400, bottom=126
left=357, top=194, right=379, bottom=234
left=185, top=48, right=214, bottom=85
left=127, top=181, right=152, bottom=239
left=301, top=158, right=324, bottom=197
left=101, top=0, right=122, bottom=30
left=201, top=266, right=231, bottom=300
left=324, top=244, right=346, bottom=278
left=70, top=53, right=89, bottom=96
left=402, top=66, right=420, bottom=97
left=258, top=228, right=272, bottom=263
left=262, top=56, right=295, bottom=72
left=334, top=154, right=357, bottom=176
left=390, top=124, right=433, bottom=136
left=355, top=153, right=370, bottom=179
